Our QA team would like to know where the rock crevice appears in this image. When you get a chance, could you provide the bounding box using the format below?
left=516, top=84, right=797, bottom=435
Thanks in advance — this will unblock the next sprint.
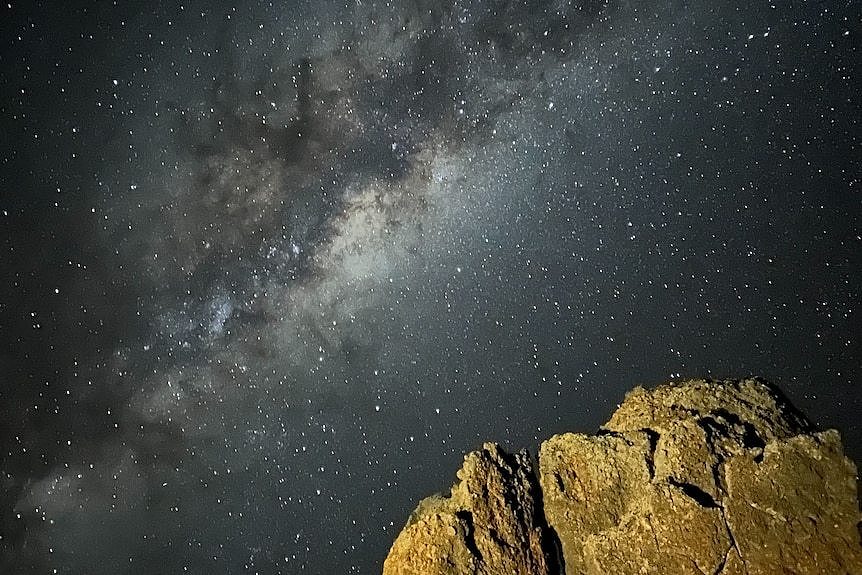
left=383, top=378, right=862, bottom=575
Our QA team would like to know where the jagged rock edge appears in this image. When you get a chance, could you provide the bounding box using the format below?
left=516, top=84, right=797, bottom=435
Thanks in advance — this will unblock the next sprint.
left=383, top=379, right=862, bottom=575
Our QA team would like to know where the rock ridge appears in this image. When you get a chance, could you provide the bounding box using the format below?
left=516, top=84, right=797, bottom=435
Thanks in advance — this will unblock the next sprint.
left=382, top=378, right=862, bottom=575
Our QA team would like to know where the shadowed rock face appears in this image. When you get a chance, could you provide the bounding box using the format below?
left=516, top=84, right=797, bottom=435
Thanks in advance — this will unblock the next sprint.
left=383, top=379, right=862, bottom=575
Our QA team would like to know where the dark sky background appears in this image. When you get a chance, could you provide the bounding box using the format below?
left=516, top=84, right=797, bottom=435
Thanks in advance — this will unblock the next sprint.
left=1, top=0, right=859, bottom=573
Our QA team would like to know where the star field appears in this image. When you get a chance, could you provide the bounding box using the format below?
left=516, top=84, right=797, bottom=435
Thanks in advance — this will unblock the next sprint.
left=1, top=1, right=859, bottom=573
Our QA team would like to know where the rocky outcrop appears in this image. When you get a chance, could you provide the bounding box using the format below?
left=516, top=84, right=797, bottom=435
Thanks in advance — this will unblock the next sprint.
left=382, top=443, right=560, bottom=575
left=383, top=378, right=862, bottom=574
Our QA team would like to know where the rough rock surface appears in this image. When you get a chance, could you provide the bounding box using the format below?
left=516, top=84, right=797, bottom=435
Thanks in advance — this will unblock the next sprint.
left=382, top=443, right=559, bottom=575
left=384, top=378, right=862, bottom=574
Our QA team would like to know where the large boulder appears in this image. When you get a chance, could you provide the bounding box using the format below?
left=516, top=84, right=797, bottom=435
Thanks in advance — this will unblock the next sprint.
left=384, top=378, right=862, bottom=574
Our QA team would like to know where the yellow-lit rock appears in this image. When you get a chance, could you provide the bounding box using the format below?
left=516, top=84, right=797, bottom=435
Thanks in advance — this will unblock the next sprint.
left=384, top=379, right=862, bottom=575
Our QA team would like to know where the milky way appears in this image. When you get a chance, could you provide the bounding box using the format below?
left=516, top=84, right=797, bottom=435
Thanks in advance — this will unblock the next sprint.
left=1, top=1, right=860, bottom=573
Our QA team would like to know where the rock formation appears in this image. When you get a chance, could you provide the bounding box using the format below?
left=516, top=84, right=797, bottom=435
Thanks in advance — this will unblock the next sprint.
left=382, top=378, right=862, bottom=575
left=383, top=443, right=560, bottom=574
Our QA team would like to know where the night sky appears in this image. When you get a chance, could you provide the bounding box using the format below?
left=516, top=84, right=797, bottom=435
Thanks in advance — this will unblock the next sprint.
left=1, top=1, right=860, bottom=573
